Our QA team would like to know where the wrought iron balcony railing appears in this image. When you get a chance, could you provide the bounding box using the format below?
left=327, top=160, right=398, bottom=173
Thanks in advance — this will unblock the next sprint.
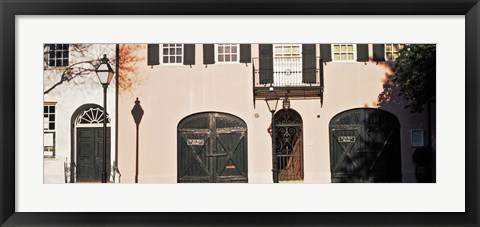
left=252, top=56, right=325, bottom=105
left=253, top=56, right=323, bottom=87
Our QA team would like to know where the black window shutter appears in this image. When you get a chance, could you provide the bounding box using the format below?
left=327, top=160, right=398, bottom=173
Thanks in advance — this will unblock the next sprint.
left=373, top=44, right=386, bottom=61
left=147, top=44, right=160, bottom=66
left=302, top=44, right=316, bottom=83
left=320, top=57, right=324, bottom=107
left=320, top=44, right=332, bottom=62
left=203, top=44, right=215, bottom=65
left=239, top=44, right=251, bottom=63
left=356, top=44, right=369, bottom=62
left=183, top=44, right=195, bottom=66
left=259, top=44, right=273, bottom=84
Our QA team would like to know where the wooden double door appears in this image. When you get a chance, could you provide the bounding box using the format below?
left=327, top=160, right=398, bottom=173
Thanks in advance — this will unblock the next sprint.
left=76, top=127, right=111, bottom=182
left=329, top=108, right=401, bottom=183
left=177, top=112, right=248, bottom=183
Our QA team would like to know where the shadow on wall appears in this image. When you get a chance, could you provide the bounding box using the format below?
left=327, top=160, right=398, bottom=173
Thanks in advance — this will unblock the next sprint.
left=375, top=57, right=436, bottom=183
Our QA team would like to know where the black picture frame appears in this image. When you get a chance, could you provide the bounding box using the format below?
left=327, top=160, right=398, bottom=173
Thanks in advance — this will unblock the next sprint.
left=1, top=0, right=479, bottom=226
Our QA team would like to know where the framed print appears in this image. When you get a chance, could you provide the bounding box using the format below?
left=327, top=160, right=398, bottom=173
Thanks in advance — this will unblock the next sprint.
left=1, top=0, right=479, bottom=226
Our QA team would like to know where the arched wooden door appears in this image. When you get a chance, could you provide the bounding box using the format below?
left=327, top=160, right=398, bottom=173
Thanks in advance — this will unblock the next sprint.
left=274, top=108, right=304, bottom=181
left=329, top=108, right=401, bottom=183
left=74, top=106, right=111, bottom=182
left=177, top=112, right=248, bottom=183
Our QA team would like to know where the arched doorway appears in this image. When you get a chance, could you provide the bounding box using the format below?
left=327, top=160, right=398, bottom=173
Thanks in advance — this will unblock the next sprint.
left=177, top=112, right=248, bottom=183
left=329, top=108, right=401, bottom=183
left=273, top=108, right=304, bottom=181
left=71, top=104, right=111, bottom=182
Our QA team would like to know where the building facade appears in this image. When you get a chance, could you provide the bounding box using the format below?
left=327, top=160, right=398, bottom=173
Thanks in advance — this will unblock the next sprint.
left=43, top=44, right=118, bottom=183
left=114, top=43, right=435, bottom=183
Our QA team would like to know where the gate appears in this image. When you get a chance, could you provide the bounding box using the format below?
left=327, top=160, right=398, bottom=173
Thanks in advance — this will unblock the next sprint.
left=274, top=108, right=304, bottom=181
left=329, top=108, right=401, bottom=183
left=177, top=112, right=248, bottom=183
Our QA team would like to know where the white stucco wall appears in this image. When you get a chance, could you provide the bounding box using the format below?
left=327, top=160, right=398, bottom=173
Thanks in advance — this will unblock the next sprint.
left=43, top=44, right=117, bottom=183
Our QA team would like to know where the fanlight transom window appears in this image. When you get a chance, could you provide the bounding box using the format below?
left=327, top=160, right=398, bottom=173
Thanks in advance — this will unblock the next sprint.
left=76, top=107, right=111, bottom=125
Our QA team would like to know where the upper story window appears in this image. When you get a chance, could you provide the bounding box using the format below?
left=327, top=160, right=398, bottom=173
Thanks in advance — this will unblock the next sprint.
left=216, top=44, right=239, bottom=63
left=44, top=103, right=56, bottom=157
left=45, top=44, right=69, bottom=67
left=332, top=44, right=355, bottom=61
left=162, top=44, right=183, bottom=64
left=385, top=44, right=405, bottom=61
left=274, top=44, right=301, bottom=57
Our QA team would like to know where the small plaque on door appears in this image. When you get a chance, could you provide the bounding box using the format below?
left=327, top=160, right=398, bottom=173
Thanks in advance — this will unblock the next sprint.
left=187, top=139, right=204, bottom=146
left=338, top=136, right=356, bottom=143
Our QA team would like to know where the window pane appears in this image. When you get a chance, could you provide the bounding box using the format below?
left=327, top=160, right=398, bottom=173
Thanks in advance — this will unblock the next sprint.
left=56, top=44, right=62, bottom=50
left=49, top=44, right=55, bottom=50
left=218, top=55, right=224, bottom=61
left=348, top=53, right=354, bottom=60
left=56, top=51, right=62, bottom=58
left=386, top=44, right=392, bottom=51
left=170, top=56, right=175, bottom=62
left=49, top=106, right=55, bottom=112
left=163, top=48, right=168, bottom=55
left=347, top=45, right=353, bottom=52
left=341, top=53, right=346, bottom=60
left=225, top=46, right=230, bottom=53
left=176, top=56, right=182, bottom=63
left=63, top=59, right=69, bottom=66
left=232, top=54, right=237, bottom=61
left=176, top=48, right=182, bottom=55
left=44, top=106, right=48, bottom=113
left=341, top=45, right=346, bottom=52
left=49, top=114, right=55, bottom=121
left=169, top=48, right=175, bottom=54
left=49, top=123, right=55, bottom=130
left=393, top=44, right=400, bottom=51
left=176, top=44, right=181, bottom=47
left=163, top=56, right=168, bottom=63
left=386, top=52, right=393, bottom=60
left=48, top=60, right=55, bottom=66
left=56, top=60, right=62, bottom=66
left=232, top=45, right=237, bottom=53
left=393, top=53, right=399, bottom=59
left=225, top=55, right=230, bottom=61
left=334, top=45, right=340, bottom=52
left=49, top=52, right=55, bottom=58
left=218, top=46, right=224, bottom=53
left=63, top=44, right=69, bottom=49
left=334, top=53, right=340, bottom=60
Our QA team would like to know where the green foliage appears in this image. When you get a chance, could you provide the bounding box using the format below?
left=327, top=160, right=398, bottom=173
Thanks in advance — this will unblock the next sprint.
left=393, top=44, right=436, bottom=112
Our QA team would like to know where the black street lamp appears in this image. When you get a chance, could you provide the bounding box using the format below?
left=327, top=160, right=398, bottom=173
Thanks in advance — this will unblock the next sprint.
left=95, top=54, right=114, bottom=183
left=265, top=86, right=280, bottom=183
left=131, top=97, right=144, bottom=183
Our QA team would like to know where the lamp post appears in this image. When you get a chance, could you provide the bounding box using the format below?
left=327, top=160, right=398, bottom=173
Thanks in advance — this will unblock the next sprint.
left=265, top=86, right=280, bottom=183
left=131, top=97, right=144, bottom=183
left=95, top=54, right=114, bottom=183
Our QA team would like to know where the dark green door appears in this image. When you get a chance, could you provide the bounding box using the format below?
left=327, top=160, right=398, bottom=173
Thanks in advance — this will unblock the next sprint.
left=177, top=112, right=248, bottom=183
left=329, top=108, right=401, bottom=183
left=77, top=127, right=111, bottom=182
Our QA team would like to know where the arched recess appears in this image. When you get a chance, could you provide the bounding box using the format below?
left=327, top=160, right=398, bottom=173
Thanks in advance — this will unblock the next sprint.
left=329, top=108, right=401, bottom=183
left=177, top=112, right=248, bottom=183
left=273, top=108, right=304, bottom=181
left=69, top=104, right=111, bottom=183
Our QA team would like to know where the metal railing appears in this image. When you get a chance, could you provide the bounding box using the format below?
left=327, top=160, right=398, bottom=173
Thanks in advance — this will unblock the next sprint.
left=253, top=57, right=322, bottom=87
left=64, top=161, right=76, bottom=183
left=111, top=161, right=121, bottom=183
